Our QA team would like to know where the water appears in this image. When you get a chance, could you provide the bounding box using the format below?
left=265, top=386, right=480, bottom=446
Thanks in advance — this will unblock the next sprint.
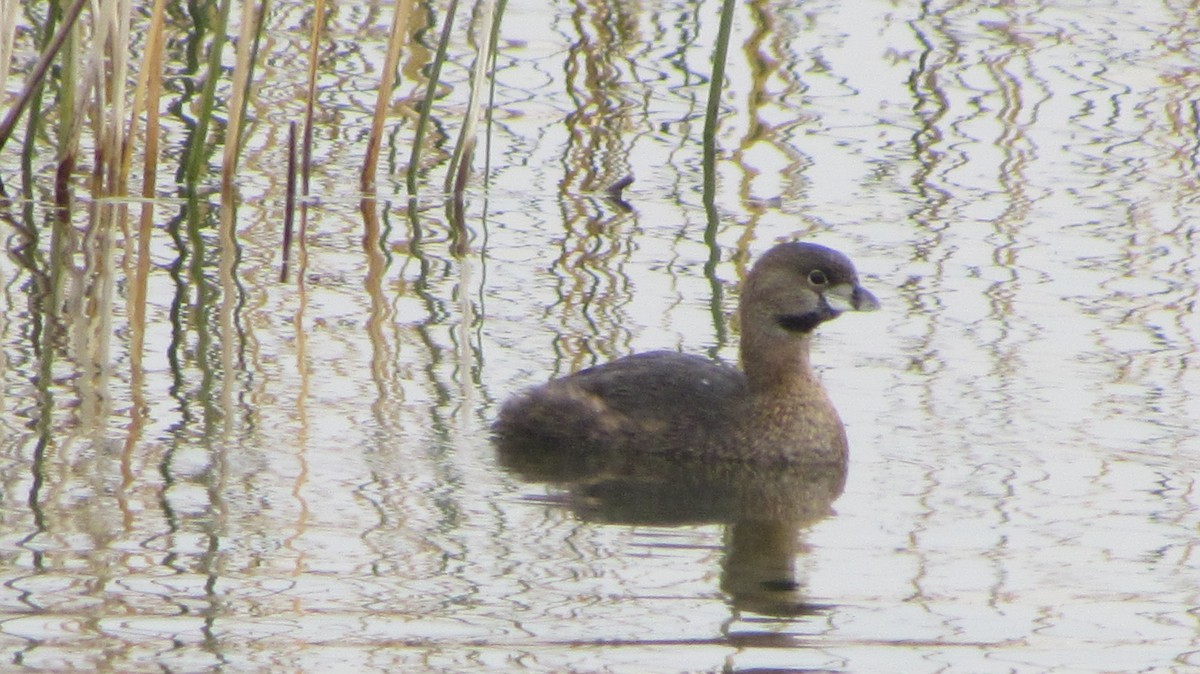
left=1, top=0, right=1199, bottom=671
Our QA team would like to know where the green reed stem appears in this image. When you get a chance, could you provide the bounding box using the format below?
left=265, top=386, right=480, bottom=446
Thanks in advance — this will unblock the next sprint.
left=16, top=6, right=58, bottom=201
left=702, top=0, right=737, bottom=349
left=702, top=0, right=735, bottom=218
left=181, top=0, right=232, bottom=191
left=407, top=0, right=460, bottom=198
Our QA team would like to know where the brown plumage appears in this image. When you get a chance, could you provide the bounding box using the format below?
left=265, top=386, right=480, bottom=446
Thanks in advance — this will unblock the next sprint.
left=492, top=242, right=879, bottom=465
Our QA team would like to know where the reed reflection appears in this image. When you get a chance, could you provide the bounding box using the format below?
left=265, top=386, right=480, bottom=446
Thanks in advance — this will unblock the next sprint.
left=546, top=205, right=637, bottom=376
left=360, top=197, right=402, bottom=429
left=560, top=0, right=637, bottom=198
left=554, top=0, right=641, bottom=374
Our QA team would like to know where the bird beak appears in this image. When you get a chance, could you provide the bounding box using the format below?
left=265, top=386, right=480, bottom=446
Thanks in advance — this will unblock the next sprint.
left=825, top=282, right=880, bottom=313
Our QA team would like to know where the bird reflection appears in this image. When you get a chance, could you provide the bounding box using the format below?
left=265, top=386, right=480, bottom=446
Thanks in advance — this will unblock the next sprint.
left=495, top=443, right=845, bottom=618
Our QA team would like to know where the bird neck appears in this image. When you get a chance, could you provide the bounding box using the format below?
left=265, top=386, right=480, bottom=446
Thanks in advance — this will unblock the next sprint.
left=739, top=328, right=819, bottom=395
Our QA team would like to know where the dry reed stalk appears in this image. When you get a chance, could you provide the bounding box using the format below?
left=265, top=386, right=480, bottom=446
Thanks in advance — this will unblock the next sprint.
left=92, top=0, right=130, bottom=196
left=128, top=0, right=169, bottom=375
left=121, top=0, right=154, bottom=185
left=362, top=0, right=416, bottom=193
left=222, top=0, right=267, bottom=192
left=443, top=0, right=497, bottom=197
left=478, top=0, right=505, bottom=185
left=79, top=2, right=105, bottom=187
left=301, top=0, right=327, bottom=197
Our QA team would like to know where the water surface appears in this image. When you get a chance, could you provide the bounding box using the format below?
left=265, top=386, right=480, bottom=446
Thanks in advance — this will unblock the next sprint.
left=1, top=0, right=1198, bottom=671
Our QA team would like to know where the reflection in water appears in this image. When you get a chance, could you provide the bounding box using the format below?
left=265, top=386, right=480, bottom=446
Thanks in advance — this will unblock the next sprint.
left=498, top=444, right=845, bottom=619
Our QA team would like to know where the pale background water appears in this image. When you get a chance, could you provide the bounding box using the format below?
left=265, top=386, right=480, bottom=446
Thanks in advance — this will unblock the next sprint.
left=1, top=0, right=1199, bottom=672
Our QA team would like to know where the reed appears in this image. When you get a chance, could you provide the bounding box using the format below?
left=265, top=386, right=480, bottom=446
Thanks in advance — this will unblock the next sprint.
left=54, top=1, right=85, bottom=207
left=281, top=121, right=298, bottom=282
left=702, top=0, right=736, bottom=213
left=292, top=0, right=327, bottom=287
left=301, top=0, right=327, bottom=197
left=444, top=0, right=500, bottom=197
left=0, top=0, right=87, bottom=155
left=74, top=0, right=130, bottom=420
left=4, top=0, right=509, bottom=206
left=407, top=0, right=461, bottom=198
left=181, top=0, right=233, bottom=190
left=93, top=0, right=131, bottom=196
left=702, top=0, right=738, bottom=348
left=222, top=0, right=269, bottom=191
left=0, top=0, right=21, bottom=117
left=127, top=0, right=169, bottom=375
left=363, top=0, right=416, bottom=193
left=480, top=0, right=505, bottom=190
left=119, top=0, right=167, bottom=496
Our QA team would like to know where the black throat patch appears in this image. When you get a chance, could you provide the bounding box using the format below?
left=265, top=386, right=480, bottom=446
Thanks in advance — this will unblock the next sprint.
left=775, top=311, right=825, bottom=333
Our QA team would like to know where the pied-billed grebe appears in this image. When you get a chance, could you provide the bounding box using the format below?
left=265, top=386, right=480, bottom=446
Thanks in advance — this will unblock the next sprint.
left=493, top=242, right=879, bottom=464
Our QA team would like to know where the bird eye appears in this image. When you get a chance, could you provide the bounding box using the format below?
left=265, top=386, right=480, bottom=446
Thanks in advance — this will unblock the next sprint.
left=808, top=269, right=828, bottom=285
